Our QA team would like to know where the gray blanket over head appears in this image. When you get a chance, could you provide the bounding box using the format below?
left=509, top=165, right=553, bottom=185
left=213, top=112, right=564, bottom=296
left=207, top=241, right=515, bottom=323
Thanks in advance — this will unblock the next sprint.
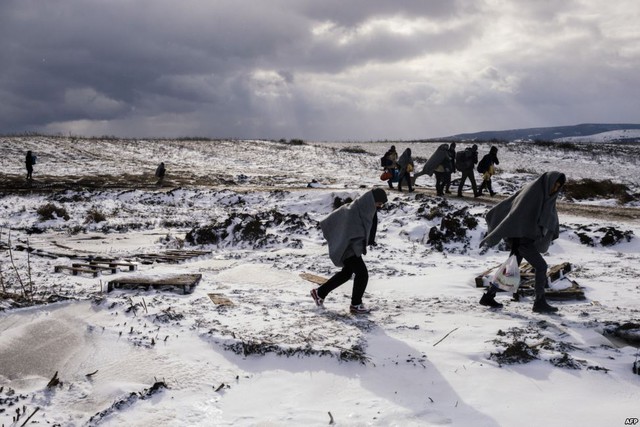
left=415, top=144, right=449, bottom=178
left=320, top=191, right=376, bottom=267
left=480, top=171, right=565, bottom=252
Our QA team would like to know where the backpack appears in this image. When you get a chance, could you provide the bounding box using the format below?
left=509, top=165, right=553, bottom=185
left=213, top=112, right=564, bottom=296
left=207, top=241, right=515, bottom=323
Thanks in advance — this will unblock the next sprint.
left=477, top=155, right=489, bottom=173
left=380, top=156, right=391, bottom=167
left=456, top=150, right=473, bottom=171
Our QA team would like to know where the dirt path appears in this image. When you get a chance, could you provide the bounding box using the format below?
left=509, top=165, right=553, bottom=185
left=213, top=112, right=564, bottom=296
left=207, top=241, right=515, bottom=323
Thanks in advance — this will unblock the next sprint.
left=2, top=173, right=638, bottom=224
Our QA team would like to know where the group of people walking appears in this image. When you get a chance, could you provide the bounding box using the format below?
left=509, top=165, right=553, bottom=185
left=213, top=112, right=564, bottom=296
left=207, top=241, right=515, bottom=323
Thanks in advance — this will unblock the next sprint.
left=381, top=143, right=500, bottom=197
left=380, top=145, right=415, bottom=192
left=311, top=169, right=567, bottom=315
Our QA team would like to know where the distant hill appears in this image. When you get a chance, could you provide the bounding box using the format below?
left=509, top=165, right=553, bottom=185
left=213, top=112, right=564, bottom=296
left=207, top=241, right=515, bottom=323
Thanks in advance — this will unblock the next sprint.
left=439, top=123, right=640, bottom=143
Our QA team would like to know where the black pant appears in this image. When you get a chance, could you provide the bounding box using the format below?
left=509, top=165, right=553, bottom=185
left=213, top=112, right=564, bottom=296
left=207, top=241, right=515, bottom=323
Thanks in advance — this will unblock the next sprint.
left=317, top=256, right=368, bottom=306
left=510, top=238, right=548, bottom=300
left=479, top=178, right=493, bottom=194
left=398, top=171, right=413, bottom=191
left=444, top=172, right=453, bottom=193
left=434, top=171, right=448, bottom=195
left=458, top=169, right=477, bottom=195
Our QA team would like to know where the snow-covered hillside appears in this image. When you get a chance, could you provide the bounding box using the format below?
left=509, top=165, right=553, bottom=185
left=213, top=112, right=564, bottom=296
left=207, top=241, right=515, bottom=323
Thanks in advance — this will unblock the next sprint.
left=0, top=137, right=639, bottom=426
left=555, top=129, right=640, bottom=143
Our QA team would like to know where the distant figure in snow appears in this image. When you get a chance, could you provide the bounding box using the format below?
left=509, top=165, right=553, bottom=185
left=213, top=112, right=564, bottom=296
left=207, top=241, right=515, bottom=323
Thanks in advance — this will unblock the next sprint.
left=155, top=162, right=166, bottom=186
left=479, top=171, right=566, bottom=313
left=25, top=150, right=35, bottom=180
left=456, top=144, right=480, bottom=197
left=310, top=188, right=387, bottom=314
left=396, top=148, right=414, bottom=192
left=477, top=146, right=499, bottom=197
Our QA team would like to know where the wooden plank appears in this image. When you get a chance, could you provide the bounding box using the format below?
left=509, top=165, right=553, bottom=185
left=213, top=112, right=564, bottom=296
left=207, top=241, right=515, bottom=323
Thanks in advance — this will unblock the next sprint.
left=107, top=274, right=202, bottom=294
left=54, top=265, right=100, bottom=277
left=208, top=293, right=234, bottom=306
left=89, top=260, right=138, bottom=271
left=72, top=263, right=117, bottom=274
left=300, top=272, right=328, bottom=285
left=475, top=262, right=584, bottom=301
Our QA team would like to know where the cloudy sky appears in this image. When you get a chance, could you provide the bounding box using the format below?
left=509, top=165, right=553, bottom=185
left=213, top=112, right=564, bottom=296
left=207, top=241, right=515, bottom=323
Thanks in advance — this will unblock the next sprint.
left=1, top=0, right=639, bottom=140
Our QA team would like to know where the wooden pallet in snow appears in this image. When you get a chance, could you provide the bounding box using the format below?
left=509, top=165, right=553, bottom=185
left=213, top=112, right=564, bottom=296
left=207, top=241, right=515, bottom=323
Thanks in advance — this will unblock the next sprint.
left=134, top=250, right=210, bottom=264
left=107, top=274, right=202, bottom=294
left=476, top=262, right=585, bottom=300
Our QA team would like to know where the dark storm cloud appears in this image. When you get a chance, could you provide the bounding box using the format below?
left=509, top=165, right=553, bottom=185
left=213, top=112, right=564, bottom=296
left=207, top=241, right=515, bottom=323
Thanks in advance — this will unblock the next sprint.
left=0, top=0, right=638, bottom=139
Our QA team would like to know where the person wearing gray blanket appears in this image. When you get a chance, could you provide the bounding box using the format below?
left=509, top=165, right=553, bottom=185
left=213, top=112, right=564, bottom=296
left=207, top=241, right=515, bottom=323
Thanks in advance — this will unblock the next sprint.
left=479, top=171, right=566, bottom=313
left=310, top=188, right=387, bottom=314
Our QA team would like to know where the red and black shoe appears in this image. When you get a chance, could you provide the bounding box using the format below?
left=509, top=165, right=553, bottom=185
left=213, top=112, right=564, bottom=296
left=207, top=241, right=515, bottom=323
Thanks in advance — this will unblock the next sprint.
left=310, top=288, right=324, bottom=307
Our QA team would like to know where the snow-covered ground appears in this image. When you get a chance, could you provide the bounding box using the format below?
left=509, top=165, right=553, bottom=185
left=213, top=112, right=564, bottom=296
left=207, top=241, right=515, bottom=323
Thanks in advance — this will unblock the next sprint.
left=1, top=137, right=639, bottom=426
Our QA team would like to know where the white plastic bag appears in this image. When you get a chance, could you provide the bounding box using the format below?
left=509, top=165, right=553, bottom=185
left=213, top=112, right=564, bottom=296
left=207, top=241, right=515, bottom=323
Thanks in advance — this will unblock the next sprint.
left=491, top=255, right=521, bottom=292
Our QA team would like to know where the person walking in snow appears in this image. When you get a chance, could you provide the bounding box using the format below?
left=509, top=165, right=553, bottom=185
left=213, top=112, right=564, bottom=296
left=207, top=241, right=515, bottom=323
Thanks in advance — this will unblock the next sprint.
left=381, top=145, right=399, bottom=189
left=456, top=144, right=480, bottom=197
left=155, top=162, right=166, bottom=186
left=25, top=150, right=35, bottom=180
left=396, top=148, right=414, bottom=192
left=479, top=171, right=566, bottom=313
left=444, top=142, right=457, bottom=194
left=310, top=188, right=387, bottom=314
left=477, top=146, right=499, bottom=197
left=414, top=144, right=451, bottom=196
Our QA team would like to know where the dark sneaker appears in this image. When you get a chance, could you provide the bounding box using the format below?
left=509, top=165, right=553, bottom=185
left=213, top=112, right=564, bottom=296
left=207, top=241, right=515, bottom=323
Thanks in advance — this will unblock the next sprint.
left=310, top=288, right=324, bottom=307
left=532, top=299, right=558, bottom=313
left=490, top=191, right=496, bottom=197
left=349, top=304, right=371, bottom=314
left=474, top=192, right=482, bottom=198
left=479, top=292, right=503, bottom=309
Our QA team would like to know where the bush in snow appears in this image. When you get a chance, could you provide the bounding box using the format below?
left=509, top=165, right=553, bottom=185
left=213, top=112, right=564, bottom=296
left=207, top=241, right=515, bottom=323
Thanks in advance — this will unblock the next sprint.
left=564, top=179, right=635, bottom=204
left=185, top=210, right=313, bottom=249
left=416, top=198, right=479, bottom=252
left=571, top=224, right=634, bottom=246
left=36, top=203, right=70, bottom=221
left=339, top=146, right=370, bottom=155
left=85, top=207, right=107, bottom=224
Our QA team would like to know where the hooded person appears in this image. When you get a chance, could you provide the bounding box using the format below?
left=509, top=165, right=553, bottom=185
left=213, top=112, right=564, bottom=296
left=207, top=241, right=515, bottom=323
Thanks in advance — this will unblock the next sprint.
left=381, top=145, right=399, bottom=189
left=310, top=188, right=388, bottom=314
left=414, top=144, right=451, bottom=195
left=445, top=142, right=457, bottom=194
left=25, top=150, right=34, bottom=180
left=456, top=144, right=479, bottom=197
left=396, top=148, right=414, bottom=192
left=479, top=171, right=566, bottom=313
left=477, top=146, right=499, bottom=196
left=155, top=162, right=166, bottom=185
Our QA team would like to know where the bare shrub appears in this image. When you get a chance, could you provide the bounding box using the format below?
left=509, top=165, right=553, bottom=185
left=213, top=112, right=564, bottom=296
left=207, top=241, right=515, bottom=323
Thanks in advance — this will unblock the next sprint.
left=564, top=179, right=634, bottom=203
left=85, top=207, right=107, bottom=223
left=36, top=203, right=70, bottom=221
left=339, top=146, right=370, bottom=155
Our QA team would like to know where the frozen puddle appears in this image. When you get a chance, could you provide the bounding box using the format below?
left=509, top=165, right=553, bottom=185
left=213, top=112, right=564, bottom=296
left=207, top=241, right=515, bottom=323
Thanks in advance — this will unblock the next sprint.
left=0, top=301, right=237, bottom=425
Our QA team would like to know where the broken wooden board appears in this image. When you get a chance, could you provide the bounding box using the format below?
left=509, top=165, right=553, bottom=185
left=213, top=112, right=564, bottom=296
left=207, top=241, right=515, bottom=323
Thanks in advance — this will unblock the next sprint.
left=107, top=274, right=202, bottom=294
left=299, top=272, right=328, bottom=285
left=89, top=259, right=138, bottom=271
left=475, top=262, right=584, bottom=300
left=54, top=265, right=101, bottom=277
left=133, top=250, right=210, bottom=264
left=208, top=293, right=234, bottom=306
